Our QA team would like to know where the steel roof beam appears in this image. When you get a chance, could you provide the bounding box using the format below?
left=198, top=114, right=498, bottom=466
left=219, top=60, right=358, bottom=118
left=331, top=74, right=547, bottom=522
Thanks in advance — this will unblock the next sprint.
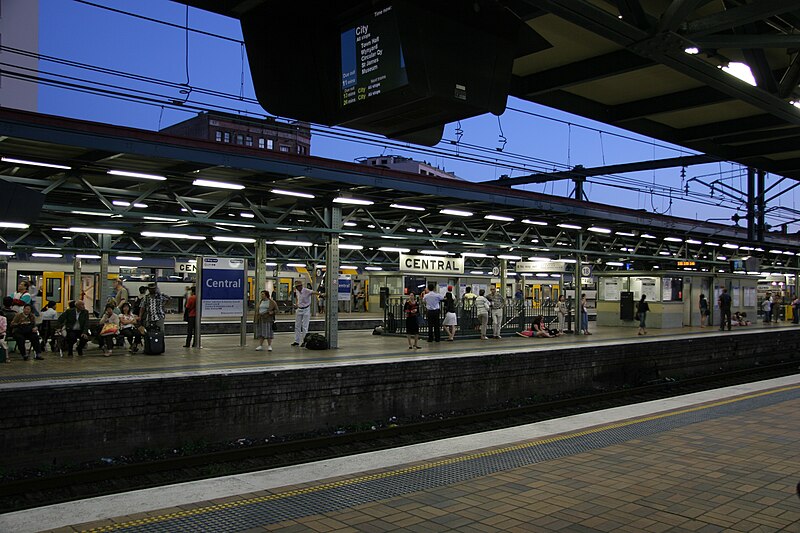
left=691, top=33, right=800, bottom=48
left=610, top=86, right=731, bottom=123
left=683, top=0, right=800, bottom=37
left=658, top=0, right=708, bottom=33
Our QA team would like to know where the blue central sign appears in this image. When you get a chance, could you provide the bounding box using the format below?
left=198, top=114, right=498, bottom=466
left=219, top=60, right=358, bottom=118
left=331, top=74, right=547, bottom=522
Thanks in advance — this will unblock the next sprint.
left=201, top=257, right=246, bottom=317
left=338, top=276, right=352, bottom=302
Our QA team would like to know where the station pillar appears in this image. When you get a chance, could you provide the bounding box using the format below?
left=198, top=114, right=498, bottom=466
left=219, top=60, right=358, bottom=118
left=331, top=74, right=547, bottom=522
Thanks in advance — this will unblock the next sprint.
left=325, top=206, right=341, bottom=348
left=255, top=238, right=267, bottom=336
left=72, top=256, right=82, bottom=305
left=99, top=235, right=111, bottom=310
left=575, top=233, right=583, bottom=335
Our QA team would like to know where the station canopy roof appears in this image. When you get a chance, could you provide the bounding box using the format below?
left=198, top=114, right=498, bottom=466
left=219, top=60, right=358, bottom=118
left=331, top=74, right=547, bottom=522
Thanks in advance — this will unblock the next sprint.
left=1, top=109, right=798, bottom=275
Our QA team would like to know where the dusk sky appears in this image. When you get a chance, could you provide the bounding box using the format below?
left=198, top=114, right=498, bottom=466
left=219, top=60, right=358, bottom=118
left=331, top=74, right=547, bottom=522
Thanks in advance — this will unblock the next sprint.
left=34, top=0, right=799, bottom=230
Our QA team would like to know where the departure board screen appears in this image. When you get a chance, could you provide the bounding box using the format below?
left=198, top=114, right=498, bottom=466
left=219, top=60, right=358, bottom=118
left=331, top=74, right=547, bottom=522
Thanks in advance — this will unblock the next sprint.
left=340, top=5, right=408, bottom=108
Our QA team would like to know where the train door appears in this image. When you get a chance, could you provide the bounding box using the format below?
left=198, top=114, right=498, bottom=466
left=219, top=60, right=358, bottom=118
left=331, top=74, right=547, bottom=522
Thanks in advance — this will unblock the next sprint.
left=277, top=278, right=292, bottom=300
left=43, top=271, right=65, bottom=312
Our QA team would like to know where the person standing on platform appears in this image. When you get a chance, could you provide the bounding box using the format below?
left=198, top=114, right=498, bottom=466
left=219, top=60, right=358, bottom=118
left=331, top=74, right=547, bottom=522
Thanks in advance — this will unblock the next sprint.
left=762, top=292, right=772, bottom=324
left=488, top=285, right=504, bottom=339
left=718, top=288, right=732, bottom=331
left=461, top=286, right=476, bottom=333
left=581, top=294, right=591, bottom=335
left=699, top=294, right=709, bottom=327
left=183, top=286, right=197, bottom=348
left=255, top=290, right=278, bottom=351
left=636, top=294, right=650, bottom=335
left=475, top=288, right=490, bottom=340
left=792, top=295, right=800, bottom=325
left=422, top=283, right=444, bottom=342
left=139, top=283, right=168, bottom=333
left=114, top=278, right=129, bottom=310
left=442, top=286, right=458, bottom=341
left=291, top=280, right=315, bottom=346
left=556, top=294, right=567, bottom=334
left=58, top=300, right=89, bottom=356
left=404, top=292, right=421, bottom=349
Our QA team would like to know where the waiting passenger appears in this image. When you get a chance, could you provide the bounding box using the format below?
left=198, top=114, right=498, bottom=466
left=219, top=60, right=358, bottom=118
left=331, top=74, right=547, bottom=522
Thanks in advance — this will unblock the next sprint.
left=118, top=302, right=141, bottom=353
left=475, top=289, right=490, bottom=340
left=698, top=294, right=709, bottom=328
left=98, top=304, right=120, bottom=357
left=556, top=295, right=567, bottom=334
left=184, top=286, right=197, bottom=348
left=255, top=290, right=277, bottom=352
left=733, top=312, right=751, bottom=326
left=404, top=292, right=421, bottom=349
left=422, top=283, right=443, bottom=343
left=442, top=286, right=457, bottom=341
left=0, top=312, right=9, bottom=363
left=488, top=285, right=504, bottom=339
left=11, top=304, right=43, bottom=361
left=58, top=300, right=90, bottom=357
left=636, top=294, right=650, bottom=335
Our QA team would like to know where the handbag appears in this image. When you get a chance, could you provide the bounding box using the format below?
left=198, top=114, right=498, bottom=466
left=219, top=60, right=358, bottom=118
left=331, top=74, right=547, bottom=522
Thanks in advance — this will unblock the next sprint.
left=100, top=323, right=119, bottom=336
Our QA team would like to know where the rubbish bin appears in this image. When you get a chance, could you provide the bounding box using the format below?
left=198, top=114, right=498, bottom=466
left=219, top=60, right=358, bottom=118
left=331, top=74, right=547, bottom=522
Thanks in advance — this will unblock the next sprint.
left=379, top=287, right=390, bottom=309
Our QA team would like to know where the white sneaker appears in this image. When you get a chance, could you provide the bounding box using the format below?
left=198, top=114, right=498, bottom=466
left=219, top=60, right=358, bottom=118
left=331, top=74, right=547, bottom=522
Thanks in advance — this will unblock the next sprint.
left=267, top=346, right=273, bottom=351
left=255, top=346, right=263, bottom=351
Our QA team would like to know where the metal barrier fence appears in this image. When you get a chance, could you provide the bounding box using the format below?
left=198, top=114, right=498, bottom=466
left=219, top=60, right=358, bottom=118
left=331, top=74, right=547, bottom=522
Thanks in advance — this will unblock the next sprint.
left=383, top=298, right=574, bottom=338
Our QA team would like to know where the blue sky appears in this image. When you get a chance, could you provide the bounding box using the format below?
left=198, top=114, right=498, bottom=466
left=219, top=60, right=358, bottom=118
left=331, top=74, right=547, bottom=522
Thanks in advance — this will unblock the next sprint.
left=34, top=0, right=799, bottom=229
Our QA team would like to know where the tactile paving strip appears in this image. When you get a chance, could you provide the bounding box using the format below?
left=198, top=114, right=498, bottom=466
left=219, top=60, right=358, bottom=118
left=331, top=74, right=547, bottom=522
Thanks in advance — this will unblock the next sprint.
left=82, top=385, right=800, bottom=533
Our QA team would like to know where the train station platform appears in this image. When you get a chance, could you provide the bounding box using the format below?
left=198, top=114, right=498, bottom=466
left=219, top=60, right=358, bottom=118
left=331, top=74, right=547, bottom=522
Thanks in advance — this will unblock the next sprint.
left=1, top=322, right=796, bottom=387
left=7, top=374, right=800, bottom=532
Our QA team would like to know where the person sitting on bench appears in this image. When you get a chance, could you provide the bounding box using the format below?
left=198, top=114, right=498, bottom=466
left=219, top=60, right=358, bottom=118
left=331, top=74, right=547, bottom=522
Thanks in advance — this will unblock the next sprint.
left=58, top=300, right=90, bottom=357
left=11, top=304, right=44, bottom=360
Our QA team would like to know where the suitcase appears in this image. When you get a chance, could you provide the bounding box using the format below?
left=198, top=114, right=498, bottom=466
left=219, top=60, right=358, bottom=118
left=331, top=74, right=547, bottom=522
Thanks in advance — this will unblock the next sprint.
left=143, top=326, right=165, bottom=355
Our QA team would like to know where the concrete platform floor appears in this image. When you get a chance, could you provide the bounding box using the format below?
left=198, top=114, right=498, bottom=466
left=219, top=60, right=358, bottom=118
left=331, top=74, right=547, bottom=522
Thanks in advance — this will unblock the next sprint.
left=1, top=322, right=797, bottom=387
left=11, top=375, right=800, bottom=532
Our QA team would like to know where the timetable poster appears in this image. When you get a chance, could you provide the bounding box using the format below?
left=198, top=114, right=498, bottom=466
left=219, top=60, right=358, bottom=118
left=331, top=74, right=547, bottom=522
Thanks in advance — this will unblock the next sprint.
left=340, top=5, right=408, bottom=108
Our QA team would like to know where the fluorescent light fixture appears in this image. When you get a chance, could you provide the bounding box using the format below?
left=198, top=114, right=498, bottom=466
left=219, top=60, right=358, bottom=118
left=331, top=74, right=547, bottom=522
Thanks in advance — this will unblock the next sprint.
left=180, top=208, right=208, bottom=214
left=462, top=252, right=490, bottom=258
left=213, top=236, right=256, bottom=243
left=215, top=222, right=255, bottom=228
left=606, top=261, right=624, bottom=266
left=380, top=235, right=407, bottom=240
left=0, top=251, right=15, bottom=256
left=108, top=170, right=166, bottom=181
left=588, top=227, right=611, bottom=234
left=68, top=227, right=124, bottom=235
left=264, top=262, right=277, bottom=267
left=705, top=241, right=720, bottom=247
left=2, top=157, right=71, bottom=170
left=720, top=62, right=756, bottom=86
left=286, top=263, right=306, bottom=268
left=527, top=256, right=551, bottom=261
left=364, top=266, right=383, bottom=271
left=535, top=273, right=549, bottom=277
left=240, top=212, right=255, bottom=219
left=32, top=252, right=63, bottom=258
left=339, top=243, right=364, bottom=250
left=271, top=188, right=315, bottom=199
left=722, top=243, right=739, bottom=249
left=390, top=204, right=425, bottom=211
left=469, top=270, right=484, bottom=275
left=550, top=274, right=560, bottom=278
left=75, top=254, right=101, bottom=259
left=485, top=215, right=514, bottom=222
left=143, top=216, right=181, bottom=222
left=557, top=223, right=581, bottom=230
left=684, top=47, right=699, bottom=55
left=0, top=222, right=29, bottom=229
left=141, top=231, right=205, bottom=240
left=559, top=258, right=577, bottom=264
left=740, top=246, right=754, bottom=251
left=685, top=239, right=702, bottom=245
left=615, top=231, right=635, bottom=237
left=192, top=179, right=245, bottom=190
left=339, top=265, right=358, bottom=270
left=419, top=250, right=451, bottom=256
left=659, top=251, right=672, bottom=255
left=664, top=237, right=682, bottom=242
left=274, top=240, right=313, bottom=247
left=497, top=254, right=522, bottom=260
left=440, top=208, right=472, bottom=217
left=463, top=242, right=484, bottom=246
left=333, top=197, right=373, bottom=206
left=112, top=200, right=148, bottom=208
left=71, top=210, right=113, bottom=217
left=342, top=232, right=363, bottom=237
left=641, top=233, right=656, bottom=239
left=378, top=247, right=410, bottom=253
left=522, top=219, right=547, bottom=226
left=116, top=256, right=143, bottom=261
left=717, top=256, right=727, bottom=261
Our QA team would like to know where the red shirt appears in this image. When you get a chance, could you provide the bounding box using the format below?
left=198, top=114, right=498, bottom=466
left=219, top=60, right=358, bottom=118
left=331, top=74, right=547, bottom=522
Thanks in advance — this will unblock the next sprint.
left=186, top=295, right=197, bottom=318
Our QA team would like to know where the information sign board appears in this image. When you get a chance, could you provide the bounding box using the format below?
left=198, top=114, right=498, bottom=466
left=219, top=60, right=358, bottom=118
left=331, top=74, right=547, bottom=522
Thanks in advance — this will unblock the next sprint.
left=338, top=275, right=352, bottom=302
left=515, top=261, right=566, bottom=273
left=175, top=261, right=196, bottom=274
left=399, top=253, right=464, bottom=275
left=201, top=257, right=246, bottom=318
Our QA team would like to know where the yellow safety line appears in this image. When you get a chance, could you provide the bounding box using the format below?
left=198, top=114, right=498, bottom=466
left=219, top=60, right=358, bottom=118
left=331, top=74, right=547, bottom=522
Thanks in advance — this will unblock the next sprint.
left=80, top=383, right=800, bottom=532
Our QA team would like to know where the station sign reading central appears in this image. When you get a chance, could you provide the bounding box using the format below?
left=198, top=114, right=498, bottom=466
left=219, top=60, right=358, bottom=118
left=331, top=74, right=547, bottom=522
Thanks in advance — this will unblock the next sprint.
left=399, top=253, right=464, bottom=275
left=201, top=257, right=246, bottom=318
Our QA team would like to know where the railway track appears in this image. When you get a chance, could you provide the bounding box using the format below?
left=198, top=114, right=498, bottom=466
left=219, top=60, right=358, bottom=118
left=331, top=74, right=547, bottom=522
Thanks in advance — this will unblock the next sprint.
left=1, top=360, right=798, bottom=513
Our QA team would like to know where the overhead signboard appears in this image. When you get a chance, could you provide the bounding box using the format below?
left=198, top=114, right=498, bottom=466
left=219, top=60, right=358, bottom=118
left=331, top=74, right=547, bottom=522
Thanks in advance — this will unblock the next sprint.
left=399, top=253, right=464, bottom=275
left=201, top=257, right=246, bottom=318
left=175, top=261, right=197, bottom=274
left=338, top=275, right=352, bottom=302
left=515, top=261, right=566, bottom=273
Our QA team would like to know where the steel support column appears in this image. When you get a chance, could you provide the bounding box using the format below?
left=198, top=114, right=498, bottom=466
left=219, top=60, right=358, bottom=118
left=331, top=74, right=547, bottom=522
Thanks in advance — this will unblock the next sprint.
left=747, top=167, right=756, bottom=241
left=575, top=233, right=583, bottom=335
left=99, top=235, right=111, bottom=311
left=325, top=206, right=341, bottom=349
left=73, top=256, right=81, bottom=305
left=254, top=238, right=267, bottom=338
left=757, top=169, right=766, bottom=241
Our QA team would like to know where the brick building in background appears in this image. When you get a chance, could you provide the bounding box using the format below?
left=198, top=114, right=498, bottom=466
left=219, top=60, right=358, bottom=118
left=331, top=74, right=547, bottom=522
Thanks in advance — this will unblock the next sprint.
left=161, top=112, right=311, bottom=155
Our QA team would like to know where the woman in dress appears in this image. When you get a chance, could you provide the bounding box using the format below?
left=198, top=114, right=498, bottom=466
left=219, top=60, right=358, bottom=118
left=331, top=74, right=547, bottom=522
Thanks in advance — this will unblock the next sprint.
left=442, top=286, right=458, bottom=341
left=404, top=292, right=421, bottom=349
left=255, top=290, right=278, bottom=352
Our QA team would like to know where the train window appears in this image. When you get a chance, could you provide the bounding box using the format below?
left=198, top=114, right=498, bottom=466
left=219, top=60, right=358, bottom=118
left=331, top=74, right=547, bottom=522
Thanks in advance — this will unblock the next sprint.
left=46, top=278, right=62, bottom=304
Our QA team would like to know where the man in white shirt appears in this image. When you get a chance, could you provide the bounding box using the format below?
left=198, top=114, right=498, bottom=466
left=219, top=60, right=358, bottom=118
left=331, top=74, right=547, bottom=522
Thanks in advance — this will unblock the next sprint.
left=422, top=283, right=444, bottom=342
left=292, top=280, right=315, bottom=346
left=488, top=285, right=505, bottom=339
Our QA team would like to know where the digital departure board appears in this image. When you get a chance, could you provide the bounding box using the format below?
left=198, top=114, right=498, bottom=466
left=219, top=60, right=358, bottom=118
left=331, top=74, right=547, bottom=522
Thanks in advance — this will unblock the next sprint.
left=340, top=5, right=408, bottom=109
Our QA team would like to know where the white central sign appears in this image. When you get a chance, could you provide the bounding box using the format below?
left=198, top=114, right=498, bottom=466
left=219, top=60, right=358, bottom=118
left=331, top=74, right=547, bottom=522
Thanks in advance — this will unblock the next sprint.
left=515, top=261, right=566, bottom=273
left=399, top=253, right=464, bottom=274
left=175, top=260, right=197, bottom=274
